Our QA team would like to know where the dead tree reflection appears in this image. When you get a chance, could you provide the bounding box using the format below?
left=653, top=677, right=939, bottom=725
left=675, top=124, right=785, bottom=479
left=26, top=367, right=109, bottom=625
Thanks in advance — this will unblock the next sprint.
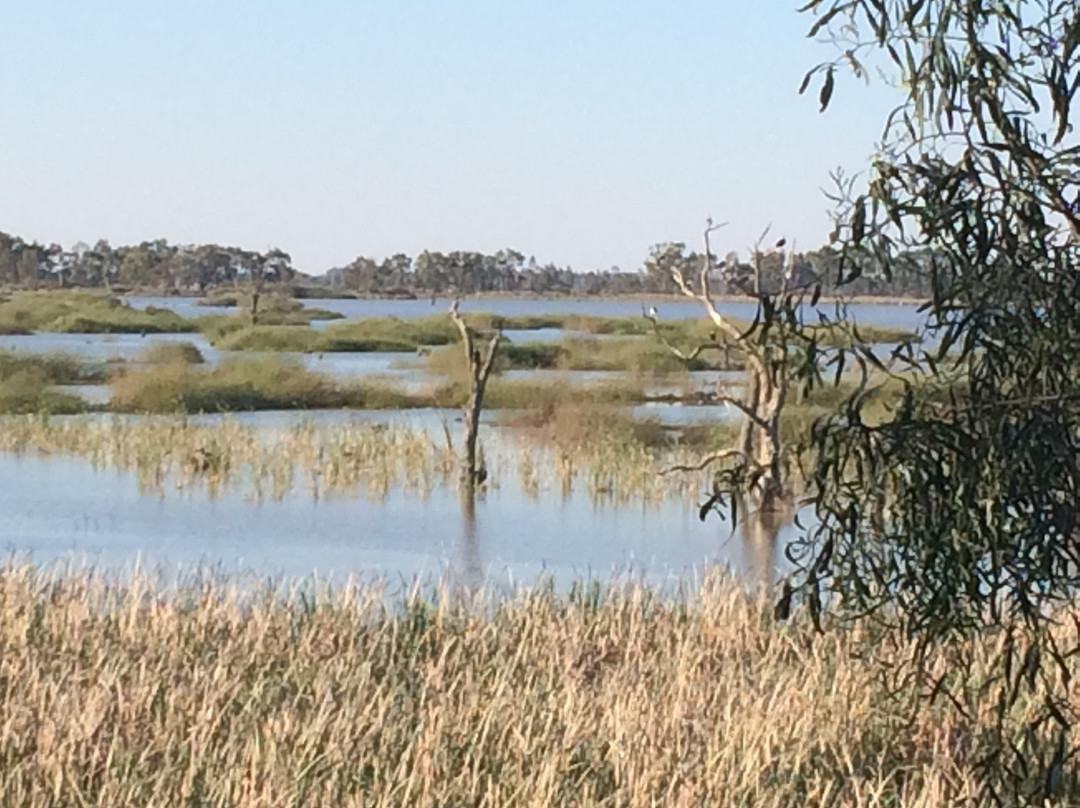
left=456, top=485, right=484, bottom=591
left=738, top=496, right=795, bottom=592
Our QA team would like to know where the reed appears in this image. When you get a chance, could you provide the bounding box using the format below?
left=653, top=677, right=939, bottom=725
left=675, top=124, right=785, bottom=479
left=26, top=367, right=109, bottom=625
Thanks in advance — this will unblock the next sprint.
left=0, top=413, right=709, bottom=505
left=0, top=562, right=1073, bottom=806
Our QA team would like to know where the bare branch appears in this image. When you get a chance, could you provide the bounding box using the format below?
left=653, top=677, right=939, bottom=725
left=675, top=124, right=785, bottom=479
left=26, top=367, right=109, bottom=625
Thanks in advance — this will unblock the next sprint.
left=449, top=299, right=474, bottom=355
left=643, top=306, right=728, bottom=364
left=661, top=448, right=758, bottom=476
left=716, top=392, right=771, bottom=430
left=478, top=331, right=501, bottom=381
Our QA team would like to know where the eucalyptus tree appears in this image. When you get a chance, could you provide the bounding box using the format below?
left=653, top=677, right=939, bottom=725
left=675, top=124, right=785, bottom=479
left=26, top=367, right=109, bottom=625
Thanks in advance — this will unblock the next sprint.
left=654, top=223, right=820, bottom=518
left=792, top=0, right=1080, bottom=798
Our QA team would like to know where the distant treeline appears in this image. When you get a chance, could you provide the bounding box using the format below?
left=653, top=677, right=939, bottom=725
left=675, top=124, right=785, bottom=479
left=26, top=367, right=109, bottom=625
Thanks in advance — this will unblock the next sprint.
left=0, top=231, right=931, bottom=298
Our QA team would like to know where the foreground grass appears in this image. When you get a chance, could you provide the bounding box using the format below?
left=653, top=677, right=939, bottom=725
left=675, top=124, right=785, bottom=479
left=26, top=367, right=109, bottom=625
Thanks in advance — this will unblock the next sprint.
left=0, top=564, right=1075, bottom=806
left=0, top=291, right=193, bottom=334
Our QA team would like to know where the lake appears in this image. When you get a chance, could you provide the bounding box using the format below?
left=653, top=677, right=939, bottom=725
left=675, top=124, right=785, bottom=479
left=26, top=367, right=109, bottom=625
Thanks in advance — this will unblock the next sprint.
left=0, top=411, right=796, bottom=591
left=0, top=294, right=894, bottom=591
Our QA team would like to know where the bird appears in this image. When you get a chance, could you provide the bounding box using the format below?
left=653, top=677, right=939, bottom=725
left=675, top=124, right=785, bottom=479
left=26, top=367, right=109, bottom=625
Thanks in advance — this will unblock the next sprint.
left=647, top=306, right=659, bottom=319
left=775, top=238, right=786, bottom=249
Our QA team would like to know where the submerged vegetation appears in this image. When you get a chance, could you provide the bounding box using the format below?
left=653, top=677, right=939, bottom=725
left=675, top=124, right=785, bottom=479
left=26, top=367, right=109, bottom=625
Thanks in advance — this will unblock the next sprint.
left=0, top=564, right=1074, bottom=806
left=0, top=414, right=711, bottom=504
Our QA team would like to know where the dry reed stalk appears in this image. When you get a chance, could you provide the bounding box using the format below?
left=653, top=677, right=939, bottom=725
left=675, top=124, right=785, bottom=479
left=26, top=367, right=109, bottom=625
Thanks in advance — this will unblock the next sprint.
left=0, top=563, right=1075, bottom=806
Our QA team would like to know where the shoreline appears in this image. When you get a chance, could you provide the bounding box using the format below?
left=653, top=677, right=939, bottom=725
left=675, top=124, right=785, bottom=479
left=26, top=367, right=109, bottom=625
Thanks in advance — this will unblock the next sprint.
left=103, top=287, right=929, bottom=306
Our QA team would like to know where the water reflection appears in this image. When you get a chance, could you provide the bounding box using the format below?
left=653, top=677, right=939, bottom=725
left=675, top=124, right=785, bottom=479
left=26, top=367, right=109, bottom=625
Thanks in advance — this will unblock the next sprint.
left=0, top=445, right=803, bottom=590
left=738, top=499, right=797, bottom=592
left=456, top=485, right=483, bottom=591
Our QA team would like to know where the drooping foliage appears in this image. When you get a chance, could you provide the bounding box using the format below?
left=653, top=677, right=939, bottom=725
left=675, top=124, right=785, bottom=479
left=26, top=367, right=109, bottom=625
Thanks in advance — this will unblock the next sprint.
left=792, top=0, right=1080, bottom=799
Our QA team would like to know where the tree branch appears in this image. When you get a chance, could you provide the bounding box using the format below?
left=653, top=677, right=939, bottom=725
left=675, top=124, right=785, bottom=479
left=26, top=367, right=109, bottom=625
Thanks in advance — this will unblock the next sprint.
left=643, top=307, right=727, bottom=363
left=661, top=448, right=758, bottom=476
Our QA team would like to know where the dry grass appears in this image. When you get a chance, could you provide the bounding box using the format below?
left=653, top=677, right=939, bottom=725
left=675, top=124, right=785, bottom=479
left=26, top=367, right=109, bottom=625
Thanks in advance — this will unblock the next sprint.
left=0, top=563, right=1075, bottom=806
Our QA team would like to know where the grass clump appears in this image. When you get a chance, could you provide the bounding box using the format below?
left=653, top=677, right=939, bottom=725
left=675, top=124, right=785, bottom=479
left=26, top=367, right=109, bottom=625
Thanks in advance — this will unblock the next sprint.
left=321, top=315, right=460, bottom=351
left=0, top=291, right=193, bottom=333
left=133, top=341, right=205, bottom=365
left=205, top=315, right=461, bottom=353
left=0, top=370, right=88, bottom=414
left=212, top=325, right=326, bottom=353
left=0, top=564, right=1074, bottom=806
left=109, top=356, right=355, bottom=413
left=0, top=349, right=106, bottom=384
left=0, top=348, right=104, bottom=413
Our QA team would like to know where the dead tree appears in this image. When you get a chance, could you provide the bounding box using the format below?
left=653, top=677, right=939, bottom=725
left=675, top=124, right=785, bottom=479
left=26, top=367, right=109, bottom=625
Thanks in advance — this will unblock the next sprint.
left=449, top=300, right=501, bottom=488
left=656, top=220, right=810, bottom=513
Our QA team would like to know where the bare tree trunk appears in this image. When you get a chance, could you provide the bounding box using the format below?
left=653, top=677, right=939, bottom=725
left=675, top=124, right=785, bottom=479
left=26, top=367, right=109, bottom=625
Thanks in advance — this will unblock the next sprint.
left=658, top=220, right=805, bottom=515
left=450, top=301, right=501, bottom=487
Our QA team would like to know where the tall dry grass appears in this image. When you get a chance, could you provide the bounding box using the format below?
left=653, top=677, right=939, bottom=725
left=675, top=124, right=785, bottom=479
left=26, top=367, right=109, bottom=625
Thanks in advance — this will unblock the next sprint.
left=0, top=563, right=1075, bottom=806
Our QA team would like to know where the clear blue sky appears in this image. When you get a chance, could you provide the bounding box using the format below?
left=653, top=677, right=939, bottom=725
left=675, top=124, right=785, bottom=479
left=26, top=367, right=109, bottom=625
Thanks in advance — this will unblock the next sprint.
left=0, top=1, right=902, bottom=275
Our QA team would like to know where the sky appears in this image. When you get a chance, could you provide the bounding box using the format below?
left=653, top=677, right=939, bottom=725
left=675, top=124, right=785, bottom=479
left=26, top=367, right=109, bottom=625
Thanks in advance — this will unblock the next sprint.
left=0, top=1, right=904, bottom=276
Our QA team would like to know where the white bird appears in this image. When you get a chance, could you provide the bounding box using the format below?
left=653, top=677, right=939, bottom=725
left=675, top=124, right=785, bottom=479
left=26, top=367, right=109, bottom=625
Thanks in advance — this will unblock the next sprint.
left=648, top=306, right=659, bottom=319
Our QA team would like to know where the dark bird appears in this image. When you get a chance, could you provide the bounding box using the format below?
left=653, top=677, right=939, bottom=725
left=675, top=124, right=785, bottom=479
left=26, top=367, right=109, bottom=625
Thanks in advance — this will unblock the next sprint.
left=710, top=332, right=717, bottom=341
left=775, top=238, right=786, bottom=248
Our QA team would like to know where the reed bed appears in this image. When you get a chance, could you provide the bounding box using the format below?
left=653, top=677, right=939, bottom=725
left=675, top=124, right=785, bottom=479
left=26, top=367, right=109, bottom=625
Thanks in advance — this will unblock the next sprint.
left=0, top=414, right=710, bottom=505
left=0, top=562, right=1075, bottom=806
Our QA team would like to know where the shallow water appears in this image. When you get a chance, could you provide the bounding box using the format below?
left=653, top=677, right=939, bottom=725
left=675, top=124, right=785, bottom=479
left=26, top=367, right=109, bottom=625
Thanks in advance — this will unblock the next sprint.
left=125, top=295, right=929, bottom=332
left=0, top=433, right=795, bottom=590
left=0, top=331, right=221, bottom=363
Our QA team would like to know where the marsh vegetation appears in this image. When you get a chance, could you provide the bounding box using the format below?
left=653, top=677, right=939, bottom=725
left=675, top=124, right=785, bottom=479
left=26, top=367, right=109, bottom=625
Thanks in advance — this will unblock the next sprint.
left=0, top=564, right=1075, bottom=806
